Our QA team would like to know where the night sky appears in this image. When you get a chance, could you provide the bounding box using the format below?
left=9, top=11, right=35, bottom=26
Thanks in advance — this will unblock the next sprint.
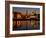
left=13, top=7, right=40, bottom=15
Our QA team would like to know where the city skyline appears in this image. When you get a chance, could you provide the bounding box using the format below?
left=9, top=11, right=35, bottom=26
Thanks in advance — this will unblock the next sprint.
left=13, top=7, right=40, bottom=30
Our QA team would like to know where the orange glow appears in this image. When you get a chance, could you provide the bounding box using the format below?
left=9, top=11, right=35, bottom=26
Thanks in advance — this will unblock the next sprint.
left=17, top=21, right=21, bottom=27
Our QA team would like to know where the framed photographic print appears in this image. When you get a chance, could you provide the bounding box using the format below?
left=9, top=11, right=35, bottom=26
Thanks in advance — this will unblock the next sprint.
left=5, top=1, right=45, bottom=37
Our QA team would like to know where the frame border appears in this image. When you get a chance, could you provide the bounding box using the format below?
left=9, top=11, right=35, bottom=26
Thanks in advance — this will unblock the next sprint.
left=5, top=1, right=45, bottom=37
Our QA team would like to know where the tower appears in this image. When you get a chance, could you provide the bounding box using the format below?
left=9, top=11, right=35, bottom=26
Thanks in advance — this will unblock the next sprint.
left=26, top=9, right=28, bottom=18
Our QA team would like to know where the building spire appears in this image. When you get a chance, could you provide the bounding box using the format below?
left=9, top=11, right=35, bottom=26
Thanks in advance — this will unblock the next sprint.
left=26, top=9, right=28, bottom=18
left=26, top=9, right=28, bottom=16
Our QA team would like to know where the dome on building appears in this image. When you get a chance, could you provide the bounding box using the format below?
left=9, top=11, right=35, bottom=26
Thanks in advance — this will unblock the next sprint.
left=17, top=13, right=22, bottom=19
left=13, top=12, right=23, bottom=19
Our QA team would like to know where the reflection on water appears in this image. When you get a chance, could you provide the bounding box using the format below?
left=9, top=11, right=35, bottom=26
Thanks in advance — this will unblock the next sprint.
left=13, top=20, right=40, bottom=30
